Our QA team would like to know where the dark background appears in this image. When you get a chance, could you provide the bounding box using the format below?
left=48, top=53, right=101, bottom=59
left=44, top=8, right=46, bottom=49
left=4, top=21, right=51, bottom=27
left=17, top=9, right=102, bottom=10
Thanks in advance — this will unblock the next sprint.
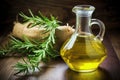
left=0, top=0, right=120, bottom=36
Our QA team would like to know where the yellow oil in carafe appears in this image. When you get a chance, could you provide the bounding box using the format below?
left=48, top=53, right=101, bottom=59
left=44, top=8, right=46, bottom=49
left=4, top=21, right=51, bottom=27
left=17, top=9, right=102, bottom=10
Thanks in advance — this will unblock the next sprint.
left=60, top=33, right=107, bottom=72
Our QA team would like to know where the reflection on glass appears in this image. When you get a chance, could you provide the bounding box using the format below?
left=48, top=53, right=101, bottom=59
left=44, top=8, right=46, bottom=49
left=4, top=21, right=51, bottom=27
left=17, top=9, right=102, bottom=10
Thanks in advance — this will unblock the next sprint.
left=65, top=67, right=112, bottom=80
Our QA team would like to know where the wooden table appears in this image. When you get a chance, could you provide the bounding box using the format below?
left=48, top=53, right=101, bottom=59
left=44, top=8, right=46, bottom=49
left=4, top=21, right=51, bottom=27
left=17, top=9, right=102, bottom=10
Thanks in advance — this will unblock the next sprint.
left=0, top=30, right=120, bottom=80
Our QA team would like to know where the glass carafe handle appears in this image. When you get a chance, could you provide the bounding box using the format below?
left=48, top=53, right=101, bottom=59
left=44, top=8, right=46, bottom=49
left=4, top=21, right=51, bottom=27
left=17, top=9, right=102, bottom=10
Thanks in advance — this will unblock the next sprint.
left=90, top=19, right=105, bottom=41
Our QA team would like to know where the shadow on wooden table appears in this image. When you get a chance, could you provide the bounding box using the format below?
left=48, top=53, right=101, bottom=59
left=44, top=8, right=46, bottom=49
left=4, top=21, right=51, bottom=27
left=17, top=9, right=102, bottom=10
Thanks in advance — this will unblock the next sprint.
left=65, top=67, right=112, bottom=80
left=0, top=30, right=120, bottom=80
left=2, top=64, right=112, bottom=80
left=0, top=55, right=119, bottom=80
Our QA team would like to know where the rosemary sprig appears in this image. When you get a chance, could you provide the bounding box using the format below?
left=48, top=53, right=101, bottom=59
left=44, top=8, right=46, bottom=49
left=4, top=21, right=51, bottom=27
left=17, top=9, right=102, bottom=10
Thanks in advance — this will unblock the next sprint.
left=0, top=10, right=60, bottom=74
left=19, top=9, right=60, bottom=29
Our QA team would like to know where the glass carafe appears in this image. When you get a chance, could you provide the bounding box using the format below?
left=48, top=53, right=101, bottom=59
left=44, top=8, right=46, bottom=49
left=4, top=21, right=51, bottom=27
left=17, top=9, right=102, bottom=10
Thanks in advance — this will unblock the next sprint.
left=60, top=5, right=107, bottom=72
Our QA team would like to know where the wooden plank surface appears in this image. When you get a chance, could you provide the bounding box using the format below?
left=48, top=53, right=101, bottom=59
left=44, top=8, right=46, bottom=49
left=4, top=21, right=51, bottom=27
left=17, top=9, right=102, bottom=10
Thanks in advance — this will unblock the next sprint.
left=0, top=30, right=120, bottom=80
left=108, top=29, right=120, bottom=60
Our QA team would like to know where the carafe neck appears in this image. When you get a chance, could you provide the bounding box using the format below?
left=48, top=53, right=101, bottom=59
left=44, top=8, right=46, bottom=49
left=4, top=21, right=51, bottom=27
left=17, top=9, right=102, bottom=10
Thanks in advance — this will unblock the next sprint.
left=72, top=5, right=95, bottom=34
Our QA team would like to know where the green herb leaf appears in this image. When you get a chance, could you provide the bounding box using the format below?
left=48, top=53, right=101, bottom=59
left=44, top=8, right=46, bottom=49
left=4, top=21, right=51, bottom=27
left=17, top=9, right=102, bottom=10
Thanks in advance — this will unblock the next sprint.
left=0, top=10, right=60, bottom=74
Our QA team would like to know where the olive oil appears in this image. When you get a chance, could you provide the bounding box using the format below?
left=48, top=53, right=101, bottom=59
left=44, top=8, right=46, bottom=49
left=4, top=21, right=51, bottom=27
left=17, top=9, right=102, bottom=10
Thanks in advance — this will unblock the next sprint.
left=60, top=33, right=107, bottom=72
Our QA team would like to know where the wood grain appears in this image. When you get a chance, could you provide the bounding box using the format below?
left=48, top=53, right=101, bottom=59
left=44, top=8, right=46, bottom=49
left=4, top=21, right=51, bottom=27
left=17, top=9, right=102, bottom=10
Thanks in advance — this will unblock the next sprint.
left=0, top=31, right=120, bottom=80
left=108, top=29, right=120, bottom=60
